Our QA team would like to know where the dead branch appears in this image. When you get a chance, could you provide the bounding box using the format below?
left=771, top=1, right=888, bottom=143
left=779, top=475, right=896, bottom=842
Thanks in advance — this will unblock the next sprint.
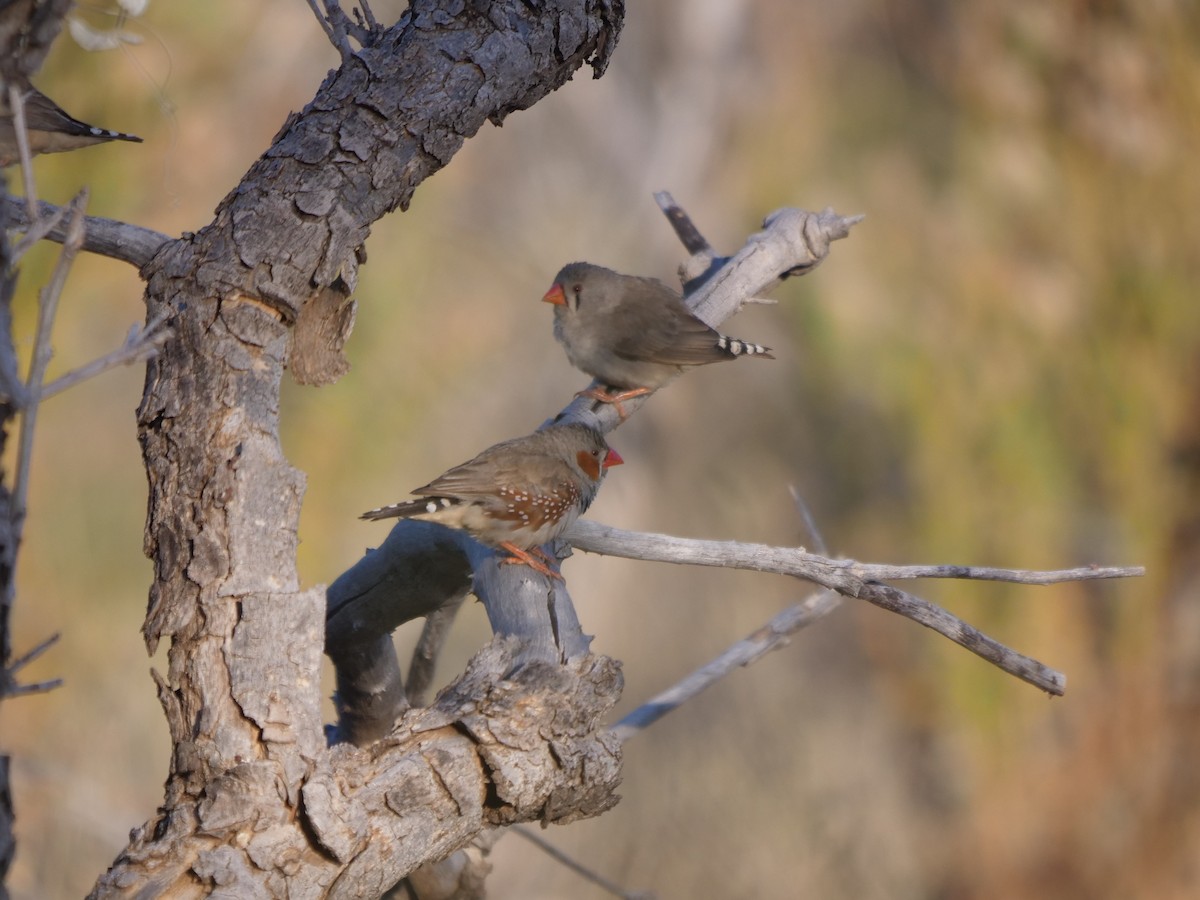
left=12, top=190, right=86, bottom=525
left=512, top=824, right=655, bottom=900
left=2, top=195, right=170, bottom=268
left=38, top=309, right=172, bottom=401
left=1, top=631, right=62, bottom=699
left=612, top=590, right=840, bottom=742
left=567, top=519, right=1141, bottom=695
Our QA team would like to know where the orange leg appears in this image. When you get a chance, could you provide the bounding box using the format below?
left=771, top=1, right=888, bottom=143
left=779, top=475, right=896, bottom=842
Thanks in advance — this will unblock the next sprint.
left=498, top=542, right=564, bottom=581
left=576, top=386, right=652, bottom=420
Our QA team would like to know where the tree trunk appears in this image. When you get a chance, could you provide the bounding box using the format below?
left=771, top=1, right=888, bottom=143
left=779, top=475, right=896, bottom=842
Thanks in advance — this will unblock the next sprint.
left=92, top=2, right=626, bottom=896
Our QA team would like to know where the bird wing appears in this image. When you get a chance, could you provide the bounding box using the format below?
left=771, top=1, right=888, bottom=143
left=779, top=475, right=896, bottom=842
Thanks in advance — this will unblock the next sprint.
left=607, top=277, right=734, bottom=366
left=411, top=438, right=566, bottom=501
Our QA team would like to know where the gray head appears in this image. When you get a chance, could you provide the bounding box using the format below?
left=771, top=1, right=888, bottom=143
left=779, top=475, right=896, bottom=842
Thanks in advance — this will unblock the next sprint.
left=541, top=262, right=628, bottom=317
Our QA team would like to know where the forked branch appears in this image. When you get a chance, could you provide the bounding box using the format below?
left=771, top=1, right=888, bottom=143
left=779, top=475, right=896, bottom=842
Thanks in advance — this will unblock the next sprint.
left=567, top=519, right=1142, bottom=696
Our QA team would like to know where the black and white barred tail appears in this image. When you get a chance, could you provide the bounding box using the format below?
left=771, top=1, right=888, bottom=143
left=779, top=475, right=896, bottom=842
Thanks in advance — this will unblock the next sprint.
left=715, top=333, right=775, bottom=360
left=360, top=496, right=458, bottom=521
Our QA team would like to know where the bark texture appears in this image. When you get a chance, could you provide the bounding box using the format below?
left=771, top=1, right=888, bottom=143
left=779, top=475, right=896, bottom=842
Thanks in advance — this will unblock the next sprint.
left=94, top=2, right=626, bottom=896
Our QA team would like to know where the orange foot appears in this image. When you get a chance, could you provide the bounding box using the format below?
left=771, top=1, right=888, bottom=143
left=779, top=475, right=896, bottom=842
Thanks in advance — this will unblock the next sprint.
left=498, top=542, right=564, bottom=581
left=576, top=386, right=652, bottom=420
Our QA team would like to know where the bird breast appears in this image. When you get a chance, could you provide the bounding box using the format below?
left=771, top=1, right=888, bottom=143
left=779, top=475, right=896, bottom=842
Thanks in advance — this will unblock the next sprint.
left=553, top=307, right=680, bottom=390
left=465, top=479, right=593, bottom=549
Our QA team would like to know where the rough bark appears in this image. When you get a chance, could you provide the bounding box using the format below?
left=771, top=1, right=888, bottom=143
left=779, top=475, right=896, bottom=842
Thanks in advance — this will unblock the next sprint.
left=93, top=2, right=626, bottom=896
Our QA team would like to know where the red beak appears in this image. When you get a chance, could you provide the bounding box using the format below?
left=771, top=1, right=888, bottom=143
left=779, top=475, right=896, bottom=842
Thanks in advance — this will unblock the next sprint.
left=604, top=448, right=624, bottom=469
left=542, top=283, right=567, bottom=305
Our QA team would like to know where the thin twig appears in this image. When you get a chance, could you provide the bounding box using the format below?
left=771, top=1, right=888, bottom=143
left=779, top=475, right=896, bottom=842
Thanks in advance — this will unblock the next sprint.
left=304, top=0, right=345, bottom=54
left=856, top=579, right=1067, bottom=694
left=612, top=591, right=840, bottom=743
left=614, top=494, right=839, bottom=740
left=3, top=677, right=63, bottom=697
left=789, top=484, right=828, bottom=555
left=8, top=86, right=40, bottom=223
left=511, top=825, right=655, bottom=900
left=12, top=190, right=88, bottom=527
left=38, top=309, right=172, bottom=401
left=10, top=200, right=71, bottom=265
left=356, top=0, right=378, bottom=30
left=568, top=520, right=1142, bottom=695
left=330, top=0, right=376, bottom=44
left=1, top=632, right=63, bottom=699
left=6, top=631, right=59, bottom=671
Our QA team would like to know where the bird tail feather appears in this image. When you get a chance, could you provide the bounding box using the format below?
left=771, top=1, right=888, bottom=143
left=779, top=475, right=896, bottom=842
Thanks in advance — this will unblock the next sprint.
left=715, top=333, right=774, bottom=360
left=360, top=496, right=458, bottom=521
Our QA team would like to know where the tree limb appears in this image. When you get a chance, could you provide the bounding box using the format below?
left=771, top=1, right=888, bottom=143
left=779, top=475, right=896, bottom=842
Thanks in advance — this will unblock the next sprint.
left=96, top=640, right=623, bottom=897
left=1, top=195, right=170, bottom=268
left=567, top=519, right=1142, bottom=695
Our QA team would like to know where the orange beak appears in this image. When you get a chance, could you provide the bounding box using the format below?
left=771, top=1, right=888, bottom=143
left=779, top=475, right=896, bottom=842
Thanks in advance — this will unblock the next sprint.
left=604, top=448, right=624, bottom=469
left=542, top=283, right=567, bottom=305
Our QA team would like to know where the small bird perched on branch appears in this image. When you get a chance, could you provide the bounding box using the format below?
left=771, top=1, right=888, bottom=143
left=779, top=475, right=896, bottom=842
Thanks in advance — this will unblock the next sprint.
left=361, top=423, right=623, bottom=580
left=0, top=83, right=142, bottom=167
left=542, top=262, right=773, bottom=417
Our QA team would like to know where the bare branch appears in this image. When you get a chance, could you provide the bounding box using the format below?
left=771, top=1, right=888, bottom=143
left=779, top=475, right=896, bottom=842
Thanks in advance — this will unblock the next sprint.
left=9, top=196, right=70, bottom=265
left=1, top=196, right=170, bottom=267
left=612, top=590, right=840, bottom=742
left=853, top=579, right=1067, bottom=694
left=7, top=86, right=38, bottom=222
left=566, top=520, right=1141, bottom=587
left=1, top=632, right=62, bottom=699
left=567, top=520, right=1142, bottom=695
left=512, top=824, right=655, bottom=900
left=2, top=677, right=62, bottom=698
left=306, top=0, right=381, bottom=58
left=38, top=309, right=172, bottom=401
left=12, top=191, right=87, bottom=527
left=305, top=0, right=351, bottom=57
left=654, top=190, right=713, bottom=257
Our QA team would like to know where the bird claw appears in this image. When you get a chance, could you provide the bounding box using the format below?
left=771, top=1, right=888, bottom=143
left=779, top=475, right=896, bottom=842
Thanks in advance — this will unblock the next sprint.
left=576, top=386, right=652, bottom=421
left=498, top=543, right=565, bottom=581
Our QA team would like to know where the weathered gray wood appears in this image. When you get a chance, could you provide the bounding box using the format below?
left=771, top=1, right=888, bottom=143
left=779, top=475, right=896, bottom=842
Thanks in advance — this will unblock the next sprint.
left=330, top=633, right=410, bottom=746
left=97, top=641, right=623, bottom=897
left=2, top=196, right=170, bottom=267
left=96, top=2, right=627, bottom=896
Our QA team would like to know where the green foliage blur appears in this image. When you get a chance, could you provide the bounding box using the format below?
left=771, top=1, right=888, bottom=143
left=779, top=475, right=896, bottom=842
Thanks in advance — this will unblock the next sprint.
left=3, top=1, right=1197, bottom=897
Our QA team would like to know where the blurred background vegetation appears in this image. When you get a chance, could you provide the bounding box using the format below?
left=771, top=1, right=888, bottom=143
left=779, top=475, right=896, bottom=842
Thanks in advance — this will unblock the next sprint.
left=2, top=0, right=1197, bottom=897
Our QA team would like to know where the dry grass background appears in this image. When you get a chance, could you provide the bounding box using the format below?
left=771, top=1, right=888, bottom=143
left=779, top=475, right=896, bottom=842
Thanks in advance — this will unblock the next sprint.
left=2, top=0, right=1198, bottom=897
